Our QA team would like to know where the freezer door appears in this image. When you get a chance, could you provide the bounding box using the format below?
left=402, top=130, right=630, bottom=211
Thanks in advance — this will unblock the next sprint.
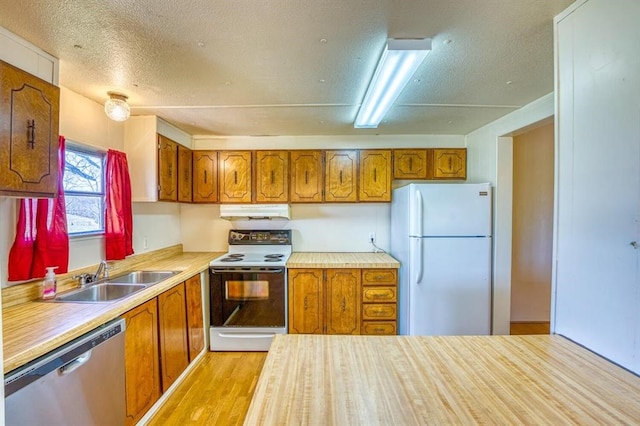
left=407, top=236, right=491, bottom=335
left=409, top=183, right=492, bottom=237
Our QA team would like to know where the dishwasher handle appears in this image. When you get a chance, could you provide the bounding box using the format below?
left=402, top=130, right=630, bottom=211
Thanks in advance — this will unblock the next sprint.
left=59, top=350, right=93, bottom=376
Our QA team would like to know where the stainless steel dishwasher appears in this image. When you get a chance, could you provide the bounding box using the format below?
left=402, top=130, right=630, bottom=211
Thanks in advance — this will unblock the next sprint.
left=4, top=318, right=127, bottom=426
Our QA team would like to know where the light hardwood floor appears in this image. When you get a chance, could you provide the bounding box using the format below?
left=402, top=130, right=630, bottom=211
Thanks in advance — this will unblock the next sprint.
left=148, top=352, right=267, bottom=425
left=510, top=321, right=550, bottom=335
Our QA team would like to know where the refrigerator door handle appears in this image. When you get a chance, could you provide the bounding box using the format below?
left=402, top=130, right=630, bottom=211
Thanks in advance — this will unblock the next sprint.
left=416, top=238, right=424, bottom=285
left=415, top=190, right=423, bottom=237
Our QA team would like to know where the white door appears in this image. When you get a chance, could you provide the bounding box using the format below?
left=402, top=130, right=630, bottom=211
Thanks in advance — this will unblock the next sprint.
left=555, top=0, right=640, bottom=372
left=408, top=236, right=491, bottom=335
left=409, top=183, right=492, bottom=237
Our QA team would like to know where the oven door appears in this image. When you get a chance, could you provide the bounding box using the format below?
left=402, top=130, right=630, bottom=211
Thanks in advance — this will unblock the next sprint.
left=210, top=267, right=286, bottom=328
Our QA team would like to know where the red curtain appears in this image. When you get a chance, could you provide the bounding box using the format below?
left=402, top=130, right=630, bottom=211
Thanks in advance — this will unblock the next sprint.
left=105, top=149, right=134, bottom=260
left=8, top=136, right=69, bottom=280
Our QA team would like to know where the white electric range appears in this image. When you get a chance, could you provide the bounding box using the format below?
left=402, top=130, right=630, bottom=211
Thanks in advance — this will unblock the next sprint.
left=209, top=229, right=291, bottom=351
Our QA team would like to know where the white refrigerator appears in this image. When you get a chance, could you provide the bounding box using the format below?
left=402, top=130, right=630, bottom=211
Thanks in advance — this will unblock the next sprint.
left=391, top=183, right=492, bottom=335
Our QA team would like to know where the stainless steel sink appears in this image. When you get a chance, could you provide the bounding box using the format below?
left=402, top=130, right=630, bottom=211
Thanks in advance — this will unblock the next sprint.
left=105, top=270, right=181, bottom=285
left=55, top=284, right=146, bottom=302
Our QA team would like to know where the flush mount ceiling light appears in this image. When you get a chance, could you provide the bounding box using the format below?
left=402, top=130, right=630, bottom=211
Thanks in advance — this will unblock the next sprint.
left=355, top=38, right=432, bottom=129
left=104, top=91, right=131, bottom=121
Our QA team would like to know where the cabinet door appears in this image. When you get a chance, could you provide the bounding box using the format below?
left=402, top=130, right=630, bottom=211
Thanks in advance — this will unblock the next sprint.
left=123, top=299, right=161, bottom=426
left=177, top=145, right=193, bottom=203
left=288, top=269, right=324, bottom=334
left=359, top=149, right=392, bottom=202
left=325, top=269, right=361, bottom=335
left=433, top=148, right=466, bottom=180
left=192, top=151, right=218, bottom=203
left=157, top=135, right=178, bottom=201
left=0, top=60, right=59, bottom=197
left=185, top=274, right=205, bottom=361
left=290, top=150, right=323, bottom=203
left=158, top=283, right=189, bottom=392
left=393, top=149, right=428, bottom=179
left=255, top=151, right=289, bottom=203
left=218, top=151, right=252, bottom=203
left=325, top=150, right=357, bottom=202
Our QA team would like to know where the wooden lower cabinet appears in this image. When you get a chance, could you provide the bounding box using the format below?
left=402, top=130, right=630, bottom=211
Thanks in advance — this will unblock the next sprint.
left=289, top=268, right=396, bottom=335
left=123, top=299, right=161, bottom=426
left=185, top=274, right=205, bottom=361
left=288, top=269, right=324, bottom=334
left=325, top=269, right=361, bottom=335
left=158, top=282, right=190, bottom=392
left=361, top=269, right=398, bottom=335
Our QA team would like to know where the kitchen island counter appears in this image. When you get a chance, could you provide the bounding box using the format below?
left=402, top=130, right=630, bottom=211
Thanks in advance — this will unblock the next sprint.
left=245, top=334, right=640, bottom=424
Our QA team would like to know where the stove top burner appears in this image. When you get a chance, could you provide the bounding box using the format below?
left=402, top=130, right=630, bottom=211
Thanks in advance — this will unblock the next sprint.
left=265, top=254, right=284, bottom=259
left=220, top=257, right=243, bottom=262
left=264, top=258, right=282, bottom=262
left=227, top=254, right=244, bottom=258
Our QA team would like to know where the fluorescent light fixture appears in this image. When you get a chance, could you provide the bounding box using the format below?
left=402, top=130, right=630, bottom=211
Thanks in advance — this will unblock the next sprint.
left=104, top=92, right=131, bottom=121
left=355, top=38, right=432, bottom=129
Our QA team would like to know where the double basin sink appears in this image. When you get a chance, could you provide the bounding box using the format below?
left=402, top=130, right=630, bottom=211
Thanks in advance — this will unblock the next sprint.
left=54, top=271, right=181, bottom=303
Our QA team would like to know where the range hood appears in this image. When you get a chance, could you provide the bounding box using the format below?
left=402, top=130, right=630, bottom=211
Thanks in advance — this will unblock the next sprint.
left=219, top=204, right=290, bottom=220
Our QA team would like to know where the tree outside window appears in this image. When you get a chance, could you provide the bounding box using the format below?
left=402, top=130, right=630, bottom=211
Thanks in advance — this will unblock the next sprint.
left=64, top=145, right=105, bottom=235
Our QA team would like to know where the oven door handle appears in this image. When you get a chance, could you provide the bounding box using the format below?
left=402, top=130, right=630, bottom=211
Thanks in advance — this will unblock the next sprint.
left=210, top=267, right=285, bottom=274
left=216, top=332, right=277, bottom=339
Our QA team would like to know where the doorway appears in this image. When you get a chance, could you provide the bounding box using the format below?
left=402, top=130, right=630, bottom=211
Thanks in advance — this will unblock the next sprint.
left=509, top=121, right=554, bottom=335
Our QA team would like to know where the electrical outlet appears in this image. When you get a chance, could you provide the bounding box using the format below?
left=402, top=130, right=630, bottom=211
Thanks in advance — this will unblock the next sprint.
left=143, top=237, right=149, bottom=250
left=369, top=232, right=376, bottom=243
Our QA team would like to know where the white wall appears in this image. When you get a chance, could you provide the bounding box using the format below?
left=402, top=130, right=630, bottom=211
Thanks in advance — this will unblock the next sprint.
left=466, top=93, right=554, bottom=335
left=181, top=135, right=465, bottom=253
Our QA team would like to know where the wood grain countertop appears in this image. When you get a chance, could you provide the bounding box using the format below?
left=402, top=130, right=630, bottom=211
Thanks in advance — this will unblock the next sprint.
left=287, top=252, right=399, bottom=269
left=2, top=251, right=222, bottom=374
left=245, top=334, right=640, bottom=425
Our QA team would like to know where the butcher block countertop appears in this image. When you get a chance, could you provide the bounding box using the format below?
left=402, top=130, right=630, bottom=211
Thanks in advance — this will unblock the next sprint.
left=2, top=250, right=221, bottom=374
left=245, top=334, right=640, bottom=425
left=287, top=252, right=399, bottom=268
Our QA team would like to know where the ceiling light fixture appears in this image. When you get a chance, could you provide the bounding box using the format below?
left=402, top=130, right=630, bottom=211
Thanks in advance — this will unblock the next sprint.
left=104, top=92, right=131, bottom=121
left=354, top=38, right=431, bottom=129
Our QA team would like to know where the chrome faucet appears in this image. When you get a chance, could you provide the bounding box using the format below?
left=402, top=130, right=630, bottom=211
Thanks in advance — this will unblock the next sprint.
left=93, top=260, right=109, bottom=282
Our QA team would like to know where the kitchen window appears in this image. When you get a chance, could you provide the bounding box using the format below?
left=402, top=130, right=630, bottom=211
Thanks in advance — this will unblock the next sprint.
left=64, top=144, right=106, bottom=236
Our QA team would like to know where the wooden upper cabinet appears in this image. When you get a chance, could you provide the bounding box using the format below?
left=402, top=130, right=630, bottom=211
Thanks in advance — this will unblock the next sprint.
left=218, top=151, right=252, bottom=203
left=288, top=269, right=324, bottom=334
left=393, top=149, right=428, bottom=179
left=0, top=60, right=59, bottom=197
left=325, top=269, right=361, bottom=335
left=177, top=144, right=193, bottom=203
left=433, top=148, right=467, bottom=180
left=185, top=274, right=205, bottom=361
left=254, top=151, right=289, bottom=203
left=157, top=135, right=179, bottom=201
left=123, top=299, right=161, bottom=426
left=290, top=150, right=323, bottom=203
left=325, top=150, right=357, bottom=202
left=192, top=151, right=218, bottom=203
left=157, top=283, right=189, bottom=393
left=359, top=149, right=392, bottom=202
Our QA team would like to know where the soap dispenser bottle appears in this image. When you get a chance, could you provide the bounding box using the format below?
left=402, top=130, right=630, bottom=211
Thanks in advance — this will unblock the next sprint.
left=42, top=266, right=58, bottom=300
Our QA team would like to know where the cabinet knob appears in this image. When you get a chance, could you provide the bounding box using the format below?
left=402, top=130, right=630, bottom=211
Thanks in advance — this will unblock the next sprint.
left=631, top=241, right=639, bottom=249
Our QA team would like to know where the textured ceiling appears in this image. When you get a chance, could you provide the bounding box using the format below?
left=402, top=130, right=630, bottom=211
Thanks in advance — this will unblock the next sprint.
left=0, top=0, right=574, bottom=136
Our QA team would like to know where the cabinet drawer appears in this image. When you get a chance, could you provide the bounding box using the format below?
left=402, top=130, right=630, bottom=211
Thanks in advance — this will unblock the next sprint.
left=361, top=321, right=396, bottom=335
left=362, top=269, right=397, bottom=285
left=362, top=286, right=397, bottom=303
left=362, top=304, right=397, bottom=320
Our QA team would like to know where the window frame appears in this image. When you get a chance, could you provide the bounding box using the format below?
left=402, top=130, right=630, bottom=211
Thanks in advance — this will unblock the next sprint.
left=63, top=142, right=107, bottom=238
